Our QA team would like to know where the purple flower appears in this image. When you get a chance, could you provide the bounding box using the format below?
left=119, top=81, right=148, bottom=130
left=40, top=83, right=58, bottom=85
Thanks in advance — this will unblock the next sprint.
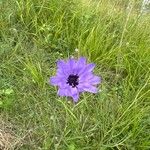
left=50, top=57, right=101, bottom=102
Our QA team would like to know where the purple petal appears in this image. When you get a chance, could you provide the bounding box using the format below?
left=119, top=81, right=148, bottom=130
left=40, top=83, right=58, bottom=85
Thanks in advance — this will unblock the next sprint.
left=84, top=86, right=98, bottom=93
left=89, top=76, right=101, bottom=85
left=69, top=58, right=76, bottom=67
left=58, top=82, right=68, bottom=88
left=50, top=76, right=69, bottom=89
left=58, top=87, right=79, bottom=102
left=79, top=73, right=101, bottom=85
left=58, top=88, right=66, bottom=96
left=66, top=58, right=76, bottom=74
left=77, top=84, right=84, bottom=92
left=78, top=83, right=98, bottom=93
left=73, top=57, right=87, bottom=74
left=70, top=87, right=79, bottom=102
left=50, top=76, right=61, bottom=85
left=58, top=87, right=71, bottom=96
left=56, top=68, right=68, bottom=79
left=85, top=63, right=95, bottom=72
left=72, top=94, right=79, bottom=102
left=56, top=60, right=70, bottom=76
left=79, top=74, right=101, bottom=85
left=70, top=87, right=78, bottom=95
left=79, top=73, right=93, bottom=82
left=77, top=63, right=95, bottom=75
left=77, top=57, right=86, bottom=66
left=57, top=60, right=66, bottom=69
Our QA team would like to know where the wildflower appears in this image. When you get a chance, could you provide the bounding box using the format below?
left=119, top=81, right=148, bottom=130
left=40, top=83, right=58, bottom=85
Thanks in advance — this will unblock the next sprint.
left=75, top=48, right=79, bottom=52
left=50, top=57, right=101, bottom=102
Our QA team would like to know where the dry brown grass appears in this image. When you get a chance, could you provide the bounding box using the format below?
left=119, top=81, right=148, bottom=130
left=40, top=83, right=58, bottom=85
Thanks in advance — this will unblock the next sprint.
left=0, top=116, right=36, bottom=150
left=0, top=130, right=15, bottom=150
left=0, top=118, right=23, bottom=150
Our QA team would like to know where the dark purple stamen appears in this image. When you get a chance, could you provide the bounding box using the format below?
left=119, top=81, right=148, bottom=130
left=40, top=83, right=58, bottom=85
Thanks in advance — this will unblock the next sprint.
left=67, top=74, right=79, bottom=88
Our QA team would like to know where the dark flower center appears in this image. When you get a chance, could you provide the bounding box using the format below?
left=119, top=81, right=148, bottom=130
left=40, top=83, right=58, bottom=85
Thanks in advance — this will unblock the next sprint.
left=67, top=74, right=79, bottom=88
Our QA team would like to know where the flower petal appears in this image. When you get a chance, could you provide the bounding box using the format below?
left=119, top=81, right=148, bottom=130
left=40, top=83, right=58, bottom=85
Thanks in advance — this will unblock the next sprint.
left=78, top=83, right=98, bottom=93
left=56, top=60, right=70, bottom=76
left=50, top=76, right=61, bottom=85
left=79, top=73, right=93, bottom=82
left=65, top=58, right=76, bottom=74
left=85, top=63, right=95, bottom=72
left=58, top=87, right=71, bottom=96
left=57, top=60, right=66, bottom=69
left=70, top=87, right=79, bottom=102
left=78, top=63, right=95, bottom=75
left=74, top=57, right=86, bottom=74
left=72, top=94, right=79, bottom=102
left=68, top=58, right=76, bottom=68
left=79, top=73, right=101, bottom=85
left=56, top=69, right=68, bottom=79
left=89, top=76, right=101, bottom=85
left=77, top=57, right=86, bottom=66
left=84, top=86, right=98, bottom=93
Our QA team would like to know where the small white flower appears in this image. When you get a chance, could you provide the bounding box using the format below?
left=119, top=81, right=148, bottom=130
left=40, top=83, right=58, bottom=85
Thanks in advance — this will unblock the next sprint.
left=98, top=89, right=102, bottom=93
left=75, top=48, right=79, bottom=52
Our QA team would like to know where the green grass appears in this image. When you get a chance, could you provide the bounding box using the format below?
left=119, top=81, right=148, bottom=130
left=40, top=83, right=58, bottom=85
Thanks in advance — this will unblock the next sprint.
left=0, top=0, right=150, bottom=149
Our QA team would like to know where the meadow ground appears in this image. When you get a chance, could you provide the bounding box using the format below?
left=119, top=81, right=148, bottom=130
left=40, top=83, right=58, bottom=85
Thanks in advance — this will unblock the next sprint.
left=0, top=0, right=150, bottom=149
